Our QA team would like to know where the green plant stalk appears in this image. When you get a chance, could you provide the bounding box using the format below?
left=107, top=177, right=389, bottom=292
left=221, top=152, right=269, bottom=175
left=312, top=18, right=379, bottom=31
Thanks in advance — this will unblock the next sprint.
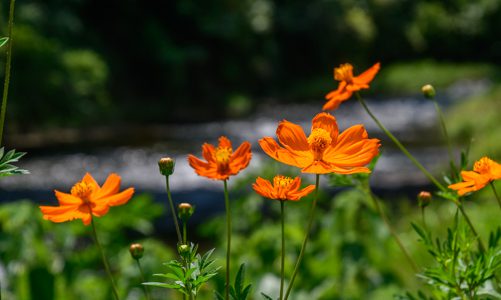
left=355, top=93, right=446, bottom=192
left=280, top=200, right=285, bottom=300
left=490, top=182, right=501, bottom=210
left=367, top=187, right=418, bottom=272
left=90, top=217, right=120, bottom=300
left=0, top=0, right=16, bottom=145
left=284, top=174, right=320, bottom=300
left=183, top=220, right=187, bottom=244
left=421, top=206, right=427, bottom=230
left=165, top=176, right=182, bottom=244
left=223, top=179, right=231, bottom=300
left=431, top=97, right=458, bottom=177
left=458, top=204, right=485, bottom=252
left=134, top=258, right=151, bottom=300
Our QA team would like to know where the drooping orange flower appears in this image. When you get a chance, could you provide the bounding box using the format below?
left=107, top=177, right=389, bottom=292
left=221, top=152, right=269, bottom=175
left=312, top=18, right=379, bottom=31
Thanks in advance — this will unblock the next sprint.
left=188, top=136, right=252, bottom=180
left=259, top=112, right=380, bottom=174
left=448, top=157, right=501, bottom=196
left=39, top=173, right=135, bottom=225
left=253, top=175, right=315, bottom=201
left=323, top=62, right=380, bottom=111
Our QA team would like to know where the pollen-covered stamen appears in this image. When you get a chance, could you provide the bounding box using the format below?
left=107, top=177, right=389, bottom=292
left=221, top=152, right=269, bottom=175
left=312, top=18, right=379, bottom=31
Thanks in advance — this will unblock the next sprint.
left=334, top=63, right=354, bottom=83
left=273, top=175, right=294, bottom=199
left=71, top=181, right=94, bottom=202
left=215, top=146, right=233, bottom=172
left=474, top=157, right=493, bottom=174
left=307, top=128, right=332, bottom=161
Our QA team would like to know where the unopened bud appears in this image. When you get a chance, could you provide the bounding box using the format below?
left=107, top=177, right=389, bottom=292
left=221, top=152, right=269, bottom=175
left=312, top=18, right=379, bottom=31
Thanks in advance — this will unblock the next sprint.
left=178, top=244, right=190, bottom=255
left=418, top=191, right=432, bottom=207
left=421, top=84, right=436, bottom=99
left=178, top=203, right=194, bottom=221
left=129, top=243, right=144, bottom=259
left=158, top=157, right=175, bottom=176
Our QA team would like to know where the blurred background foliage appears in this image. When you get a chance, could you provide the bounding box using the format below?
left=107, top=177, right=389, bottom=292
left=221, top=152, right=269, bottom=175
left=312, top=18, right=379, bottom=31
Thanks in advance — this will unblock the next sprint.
left=0, top=0, right=500, bottom=128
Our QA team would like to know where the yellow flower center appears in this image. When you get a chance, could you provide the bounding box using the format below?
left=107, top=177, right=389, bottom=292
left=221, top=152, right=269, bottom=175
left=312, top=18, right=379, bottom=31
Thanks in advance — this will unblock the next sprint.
left=71, top=181, right=94, bottom=202
left=273, top=175, right=294, bottom=189
left=215, top=146, right=233, bottom=172
left=474, top=157, right=493, bottom=174
left=334, top=63, right=354, bottom=82
left=307, top=128, right=332, bottom=160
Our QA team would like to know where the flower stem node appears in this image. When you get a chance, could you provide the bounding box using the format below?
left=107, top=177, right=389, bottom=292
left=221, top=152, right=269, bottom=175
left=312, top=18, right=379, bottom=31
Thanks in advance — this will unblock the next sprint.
left=418, top=191, right=432, bottom=207
left=158, top=157, right=175, bottom=176
left=178, top=202, right=194, bottom=222
left=422, top=84, right=436, bottom=99
left=129, top=243, right=144, bottom=260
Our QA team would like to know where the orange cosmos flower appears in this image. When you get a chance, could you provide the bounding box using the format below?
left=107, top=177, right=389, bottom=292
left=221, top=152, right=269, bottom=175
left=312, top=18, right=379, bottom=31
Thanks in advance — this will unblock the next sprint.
left=188, top=136, right=252, bottom=180
left=323, top=62, right=380, bottom=111
left=448, top=157, right=501, bottom=196
left=253, top=175, right=315, bottom=201
left=259, top=112, right=380, bottom=174
left=39, top=173, right=134, bottom=226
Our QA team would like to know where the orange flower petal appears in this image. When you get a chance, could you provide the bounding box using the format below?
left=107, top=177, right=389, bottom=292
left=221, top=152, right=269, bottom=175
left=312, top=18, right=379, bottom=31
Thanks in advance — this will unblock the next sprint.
left=229, top=141, right=252, bottom=174
left=218, top=136, right=232, bottom=149
left=288, top=184, right=316, bottom=201
left=102, top=187, right=135, bottom=206
left=259, top=137, right=312, bottom=168
left=202, top=143, right=217, bottom=163
left=188, top=154, right=219, bottom=178
left=40, top=204, right=92, bottom=225
left=276, top=120, right=310, bottom=152
left=311, top=112, right=339, bottom=143
left=252, top=177, right=275, bottom=199
left=353, top=62, right=380, bottom=86
left=55, top=190, right=83, bottom=206
left=94, top=173, right=121, bottom=199
left=82, top=173, right=99, bottom=189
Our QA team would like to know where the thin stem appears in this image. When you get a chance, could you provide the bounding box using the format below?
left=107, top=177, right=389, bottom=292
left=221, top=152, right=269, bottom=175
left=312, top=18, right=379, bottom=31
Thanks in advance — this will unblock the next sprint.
left=284, top=174, right=320, bottom=300
left=421, top=207, right=427, bottom=230
left=0, top=0, right=16, bottom=145
left=356, top=93, right=446, bottom=192
left=165, top=176, right=182, bottom=244
left=90, top=217, right=120, bottom=300
left=458, top=204, right=485, bottom=253
left=280, top=200, right=285, bottom=300
left=183, top=220, right=187, bottom=244
left=223, top=179, right=231, bottom=300
left=368, top=188, right=418, bottom=272
left=431, top=97, right=458, bottom=177
left=135, top=259, right=151, bottom=300
left=490, top=182, right=501, bottom=211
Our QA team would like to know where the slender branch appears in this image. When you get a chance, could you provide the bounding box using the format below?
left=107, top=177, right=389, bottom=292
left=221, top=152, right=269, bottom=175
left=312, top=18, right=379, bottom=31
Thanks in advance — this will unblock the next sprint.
left=165, top=176, right=182, bottom=244
left=431, top=97, right=458, bottom=176
left=356, top=93, right=446, bottom=192
left=280, top=200, right=285, bottom=300
left=0, top=0, right=16, bottom=145
left=134, top=259, right=151, bottom=300
left=458, top=204, right=485, bottom=253
left=284, top=174, right=320, bottom=300
left=90, top=217, right=120, bottom=300
left=223, top=179, right=232, bottom=300
left=367, top=188, right=418, bottom=272
left=490, top=182, right=501, bottom=211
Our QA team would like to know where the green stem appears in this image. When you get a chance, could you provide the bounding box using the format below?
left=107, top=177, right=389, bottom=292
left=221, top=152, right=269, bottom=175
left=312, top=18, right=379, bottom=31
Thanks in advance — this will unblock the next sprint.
left=356, top=93, right=446, bottom=192
left=421, top=207, right=427, bottom=230
left=367, top=188, right=418, bottom=272
left=165, top=176, right=182, bottom=244
left=458, top=204, right=485, bottom=253
left=135, top=259, right=151, bottom=300
left=431, top=97, right=458, bottom=177
left=490, top=182, right=501, bottom=211
left=280, top=200, right=285, bottom=300
left=183, top=220, right=187, bottom=245
left=0, top=0, right=16, bottom=145
left=90, top=217, right=120, bottom=300
left=284, top=174, right=320, bottom=300
left=223, top=179, right=232, bottom=300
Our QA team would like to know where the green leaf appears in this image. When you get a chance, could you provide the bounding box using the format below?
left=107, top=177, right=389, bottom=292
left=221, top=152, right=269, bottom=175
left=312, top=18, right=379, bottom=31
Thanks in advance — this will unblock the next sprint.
left=0, top=37, right=8, bottom=48
left=260, top=292, right=274, bottom=300
left=0, top=148, right=28, bottom=178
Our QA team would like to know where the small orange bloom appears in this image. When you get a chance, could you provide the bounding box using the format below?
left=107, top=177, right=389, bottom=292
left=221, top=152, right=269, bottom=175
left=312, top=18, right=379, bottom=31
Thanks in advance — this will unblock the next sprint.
left=259, top=112, right=380, bottom=174
left=323, top=62, right=380, bottom=111
left=448, top=157, right=501, bottom=196
left=188, top=136, right=252, bottom=180
left=40, top=173, right=134, bottom=225
left=253, top=175, right=315, bottom=201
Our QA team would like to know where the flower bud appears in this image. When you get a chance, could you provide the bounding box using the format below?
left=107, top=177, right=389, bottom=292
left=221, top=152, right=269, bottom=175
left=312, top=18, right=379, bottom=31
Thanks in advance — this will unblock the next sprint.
left=178, top=244, right=190, bottom=255
left=418, top=191, right=432, bottom=207
left=158, top=157, right=175, bottom=176
left=421, top=84, right=436, bottom=99
left=178, top=202, right=194, bottom=222
left=129, top=243, right=144, bottom=259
